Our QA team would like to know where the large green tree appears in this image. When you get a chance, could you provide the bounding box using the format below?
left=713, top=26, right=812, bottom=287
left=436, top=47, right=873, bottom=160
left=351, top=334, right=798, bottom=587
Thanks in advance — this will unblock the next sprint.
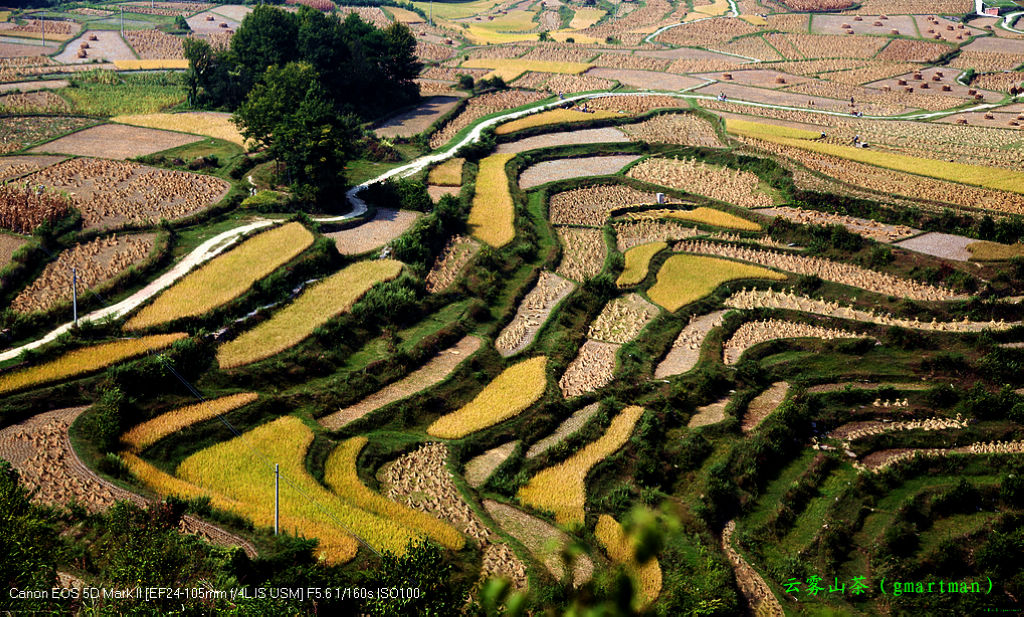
left=0, top=461, right=59, bottom=614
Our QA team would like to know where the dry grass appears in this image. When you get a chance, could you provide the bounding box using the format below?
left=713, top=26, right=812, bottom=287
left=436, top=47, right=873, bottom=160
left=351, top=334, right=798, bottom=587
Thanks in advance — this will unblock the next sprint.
left=967, top=241, right=1024, bottom=261
left=216, top=259, right=403, bottom=369
left=595, top=514, right=663, bottom=609
left=647, top=254, right=785, bottom=312
left=427, top=356, right=548, bottom=439
left=126, top=223, right=314, bottom=330
left=555, top=227, right=607, bottom=281
left=469, top=153, right=516, bottom=248
left=518, top=405, right=645, bottom=527
left=324, top=437, right=464, bottom=549
left=0, top=334, right=186, bottom=395
left=112, top=112, right=246, bottom=147
left=495, top=109, right=621, bottom=135
left=113, top=59, right=189, bottom=70
left=628, top=157, right=776, bottom=208
left=618, top=242, right=666, bottom=287
left=428, top=157, right=464, bottom=186
left=123, top=392, right=257, bottom=451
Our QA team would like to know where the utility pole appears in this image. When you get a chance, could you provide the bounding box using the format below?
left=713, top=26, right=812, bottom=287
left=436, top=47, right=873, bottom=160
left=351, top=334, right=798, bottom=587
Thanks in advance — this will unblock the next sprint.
left=274, top=463, right=279, bottom=535
left=429, top=0, right=433, bottom=26
left=71, top=267, right=78, bottom=326
left=120, top=7, right=124, bottom=38
left=40, top=18, right=44, bottom=46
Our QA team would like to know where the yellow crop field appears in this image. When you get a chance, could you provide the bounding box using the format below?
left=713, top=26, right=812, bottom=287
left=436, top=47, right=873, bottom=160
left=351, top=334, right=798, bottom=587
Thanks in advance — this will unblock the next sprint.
left=967, top=241, right=1024, bottom=261
left=428, top=157, right=464, bottom=186
left=217, top=259, right=403, bottom=369
left=638, top=207, right=762, bottom=231
left=411, top=0, right=504, bottom=20
left=324, top=437, right=464, bottom=550
left=427, top=356, right=548, bottom=439
left=122, top=392, right=258, bottom=451
left=694, top=0, right=730, bottom=16
left=725, top=118, right=823, bottom=141
left=0, top=333, right=186, bottom=395
left=595, top=514, right=663, bottom=609
left=739, top=14, right=768, bottom=25
left=469, top=153, right=516, bottom=248
left=0, top=10, right=10, bottom=21
left=122, top=451, right=244, bottom=513
left=462, top=27, right=537, bottom=45
left=647, top=254, right=785, bottom=312
left=112, top=112, right=247, bottom=147
left=495, top=109, right=621, bottom=135
left=617, top=242, right=666, bottom=287
left=518, top=405, right=645, bottom=527
left=462, top=58, right=591, bottom=82
left=386, top=6, right=423, bottom=23
left=113, top=59, right=189, bottom=70
left=126, top=223, right=314, bottom=331
left=569, top=7, right=606, bottom=29
left=729, top=119, right=1024, bottom=195
left=178, top=416, right=422, bottom=562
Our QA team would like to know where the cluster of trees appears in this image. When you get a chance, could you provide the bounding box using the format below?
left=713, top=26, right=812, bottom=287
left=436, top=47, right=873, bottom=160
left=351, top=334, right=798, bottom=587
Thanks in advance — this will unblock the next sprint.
left=185, top=5, right=421, bottom=204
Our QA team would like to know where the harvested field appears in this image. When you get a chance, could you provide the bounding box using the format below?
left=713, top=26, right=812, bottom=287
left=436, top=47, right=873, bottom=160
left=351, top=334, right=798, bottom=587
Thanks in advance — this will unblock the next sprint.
left=519, top=155, right=642, bottom=189
left=762, top=207, right=916, bottom=243
left=12, top=233, right=155, bottom=315
left=428, top=185, right=461, bottom=203
left=384, top=445, right=528, bottom=589
left=628, top=157, right=775, bottom=208
left=559, top=340, right=618, bottom=398
left=688, top=396, right=729, bottom=428
left=613, top=220, right=700, bottom=252
left=654, top=310, right=729, bottom=378
left=496, top=108, right=621, bottom=135
left=428, top=157, right=464, bottom=186
left=596, top=514, right=662, bottom=610
left=0, top=117, right=93, bottom=154
left=699, top=81, right=906, bottom=116
left=892, top=232, right=973, bottom=262
left=721, top=520, right=785, bottom=617
left=427, top=356, right=548, bottom=439
left=111, top=112, right=246, bottom=147
left=217, top=259, right=403, bottom=369
left=375, top=96, right=463, bottom=139
left=123, top=29, right=184, bottom=59
left=0, top=91, right=70, bottom=114
left=320, top=336, right=482, bottom=429
left=695, top=69, right=809, bottom=89
left=619, top=113, right=724, bottom=148
left=495, top=127, right=628, bottom=155
left=483, top=499, right=593, bottom=586
left=549, top=184, right=657, bottom=227
left=586, top=95, right=688, bottom=115
left=811, top=13, right=913, bottom=36
left=430, top=89, right=546, bottom=149
left=0, top=79, right=68, bottom=94
left=186, top=9, right=240, bottom=33
left=526, top=402, right=602, bottom=459
left=648, top=254, right=785, bottom=312
left=55, top=30, right=134, bottom=63
left=325, top=208, right=420, bottom=255
left=0, top=183, right=71, bottom=233
left=587, top=67, right=703, bottom=91
left=806, top=381, right=932, bottom=394
left=623, top=207, right=762, bottom=231
left=618, top=242, right=665, bottom=287
left=742, top=382, right=789, bottom=432
left=555, top=226, right=606, bottom=281
left=589, top=293, right=660, bottom=344
left=126, top=223, right=314, bottom=330
left=30, top=124, right=201, bottom=160
left=519, top=405, right=644, bottom=526
left=0, top=154, right=65, bottom=180
left=425, top=235, right=479, bottom=293
left=0, top=232, right=27, bottom=267
left=496, top=271, right=576, bottom=356
left=20, top=157, right=230, bottom=230
left=0, top=41, right=52, bottom=57
left=470, top=153, right=516, bottom=248
left=723, top=318, right=872, bottom=365
left=464, top=441, right=518, bottom=488
left=0, top=333, right=186, bottom=395
left=675, top=240, right=963, bottom=302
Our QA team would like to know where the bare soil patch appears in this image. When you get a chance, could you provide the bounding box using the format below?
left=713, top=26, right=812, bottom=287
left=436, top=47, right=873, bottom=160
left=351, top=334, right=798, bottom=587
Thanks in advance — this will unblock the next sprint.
left=526, top=402, right=601, bottom=459
left=30, top=123, right=202, bottom=160
left=55, top=31, right=134, bottom=63
left=654, top=310, right=728, bottom=378
left=811, top=13, right=915, bottom=36
left=867, top=66, right=1002, bottom=104
left=495, top=127, right=628, bottom=155
left=695, top=69, right=808, bottom=89
left=742, top=382, right=789, bottom=432
left=893, top=232, right=973, bottom=262
left=519, top=155, right=641, bottom=189
left=427, top=185, right=461, bottom=202
left=187, top=10, right=240, bottom=34
left=0, top=232, right=27, bottom=267
left=0, top=154, right=65, bottom=180
left=0, top=79, right=68, bottom=93
left=688, top=396, right=729, bottom=428
left=325, top=207, right=421, bottom=255
left=319, top=335, right=482, bottom=430
left=587, top=67, right=703, bottom=91
left=464, top=441, right=518, bottom=488
left=0, top=41, right=52, bottom=57
left=375, top=95, right=463, bottom=138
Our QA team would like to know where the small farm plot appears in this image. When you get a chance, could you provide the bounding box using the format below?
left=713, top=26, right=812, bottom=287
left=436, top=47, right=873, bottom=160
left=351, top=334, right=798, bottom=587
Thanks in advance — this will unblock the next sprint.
left=425, top=235, right=479, bottom=293
left=495, top=108, right=622, bottom=136
left=0, top=232, right=26, bottom=268
left=0, top=183, right=71, bottom=233
left=723, top=318, right=873, bottom=365
left=469, top=153, right=516, bottom=248
left=126, top=222, right=314, bottom=330
left=549, top=184, right=657, bottom=227
left=112, top=112, right=247, bottom=147
left=123, top=392, right=258, bottom=451
left=461, top=58, right=592, bottom=82
left=427, top=356, right=548, bottom=439
left=374, top=95, right=463, bottom=139
left=619, top=114, right=725, bottom=148
left=695, top=69, right=809, bottom=89
left=596, top=514, right=663, bottom=609
left=325, top=208, right=421, bottom=255
left=319, top=335, right=482, bottom=430
left=0, top=91, right=70, bottom=114
left=588, top=293, right=660, bottom=344
left=555, top=226, right=607, bottom=282
left=617, top=242, right=666, bottom=287
left=430, top=90, right=547, bottom=149
left=19, top=157, right=231, bottom=230
left=1, top=118, right=94, bottom=155
left=526, top=402, right=601, bottom=459
left=559, top=339, right=619, bottom=398
left=55, top=30, right=134, bottom=63
left=186, top=9, right=240, bottom=33
left=742, top=382, right=790, bottom=433
left=216, top=259, right=403, bottom=369
left=623, top=207, right=762, bottom=232
left=483, top=499, right=593, bottom=586
left=519, top=155, right=642, bottom=190
left=496, top=271, right=576, bottom=356
left=893, top=232, right=974, bottom=262
left=123, top=29, right=184, bottom=59
left=427, top=157, right=464, bottom=186
left=761, top=207, right=915, bottom=243
left=464, top=441, right=518, bottom=488
left=688, top=396, right=729, bottom=428
left=647, top=254, right=786, bottom=312
left=627, top=157, right=777, bottom=208
left=0, top=154, right=65, bottom=180
left=810, top=13, right=916, bottom=36
left=654, top=309, right=729, bottom=378
left=518, top=405, right=645, bottom=527
left=586, top=67, right=704, bottom=91
left=0, top=333, right=186, bottom=395
left=495, top=127, right=629, bottom=155
left=12, top=233, right=155, bottom=315
left=612, top=220, right=700, bottom=252
left=29, top=124, right=202, bottom=160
